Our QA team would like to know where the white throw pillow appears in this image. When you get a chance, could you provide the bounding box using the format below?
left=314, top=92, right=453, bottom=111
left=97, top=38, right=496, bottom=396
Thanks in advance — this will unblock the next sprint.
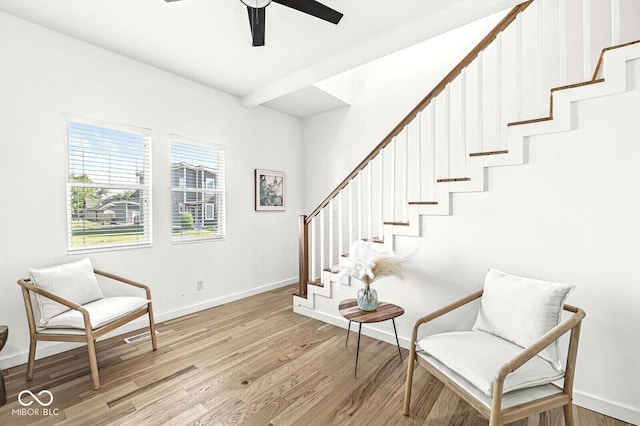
left=472, top=269, right=574, bottom=370
left=29, top=257, right=105, bottom=325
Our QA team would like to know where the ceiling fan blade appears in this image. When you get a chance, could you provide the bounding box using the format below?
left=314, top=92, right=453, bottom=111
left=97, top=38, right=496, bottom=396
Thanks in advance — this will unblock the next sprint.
left=272, top=0, right=342, bottom=24
left=247, top=6, right=266, bottom=47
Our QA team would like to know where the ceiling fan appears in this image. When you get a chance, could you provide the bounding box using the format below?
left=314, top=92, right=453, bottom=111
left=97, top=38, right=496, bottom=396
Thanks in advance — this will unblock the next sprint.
left=164, top=0, right=343, bottom=47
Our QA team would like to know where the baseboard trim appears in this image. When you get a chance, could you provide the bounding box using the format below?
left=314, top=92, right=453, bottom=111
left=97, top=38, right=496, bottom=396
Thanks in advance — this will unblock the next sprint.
left=573, top=390, right=640, bottom=425
left=1, top=277, right=296, bottom=369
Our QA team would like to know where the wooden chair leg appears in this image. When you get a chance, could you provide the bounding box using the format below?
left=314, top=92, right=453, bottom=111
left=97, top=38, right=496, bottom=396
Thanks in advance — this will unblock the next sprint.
left=86, top=338, right=100, bottom=390
left=403, top=346, right=417, bottom=416
left=26, top=337, right=37, bottom=381
left=564, top=402, right=575, bottom=426
left=147, top=305, right=157, bottom=351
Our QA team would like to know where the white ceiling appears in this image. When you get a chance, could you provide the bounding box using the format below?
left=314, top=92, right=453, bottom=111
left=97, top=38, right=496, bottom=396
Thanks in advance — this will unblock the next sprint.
left=0, top=0, right=522, bottom=116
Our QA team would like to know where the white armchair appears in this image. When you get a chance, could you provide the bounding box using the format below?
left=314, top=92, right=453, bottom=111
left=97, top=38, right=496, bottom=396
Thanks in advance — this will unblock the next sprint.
left=403, top=269, right=585, bottom=425
left=18, top=257, right=157, bottom=390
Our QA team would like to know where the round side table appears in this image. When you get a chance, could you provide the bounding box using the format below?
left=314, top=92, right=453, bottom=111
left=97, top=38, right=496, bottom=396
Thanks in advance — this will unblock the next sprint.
left=338, top=299, right=404, bottom=377
left=0, top=325, right=8, bottom=406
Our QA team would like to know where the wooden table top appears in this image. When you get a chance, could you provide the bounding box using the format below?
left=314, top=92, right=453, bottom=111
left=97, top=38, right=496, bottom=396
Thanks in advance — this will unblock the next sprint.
left=338, top=299, right=404, bottom=323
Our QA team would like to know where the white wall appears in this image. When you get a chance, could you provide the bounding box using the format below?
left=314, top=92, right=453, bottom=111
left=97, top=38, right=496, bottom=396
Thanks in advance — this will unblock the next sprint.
left=301, top=19, right=640, bottom=426
left=0, top=12, right=302, bottom=366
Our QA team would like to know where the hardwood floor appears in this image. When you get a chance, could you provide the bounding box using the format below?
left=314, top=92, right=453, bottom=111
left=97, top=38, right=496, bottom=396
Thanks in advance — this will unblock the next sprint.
left=0, top=285, right=630, bottom=425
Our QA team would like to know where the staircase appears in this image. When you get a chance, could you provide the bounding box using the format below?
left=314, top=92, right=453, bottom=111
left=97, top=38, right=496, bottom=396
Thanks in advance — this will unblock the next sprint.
left=294, top=0, right=640, bottom=310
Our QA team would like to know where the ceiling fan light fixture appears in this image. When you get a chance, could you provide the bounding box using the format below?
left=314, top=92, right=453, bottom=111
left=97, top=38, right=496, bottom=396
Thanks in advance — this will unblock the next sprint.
left=241, top=0, right=271, bottom=8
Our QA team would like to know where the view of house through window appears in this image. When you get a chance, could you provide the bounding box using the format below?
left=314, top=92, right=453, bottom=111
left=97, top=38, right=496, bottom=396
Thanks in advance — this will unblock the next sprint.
left=171, top=137, right=226, bottom=242
left=66, top=118, right=152, bottom=251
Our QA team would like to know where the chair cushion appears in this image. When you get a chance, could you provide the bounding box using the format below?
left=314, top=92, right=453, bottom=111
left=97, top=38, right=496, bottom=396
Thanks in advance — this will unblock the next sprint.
left=29, top=257, right=105, bottom=325
left=42, top=297, right=149, bottom=330
left=416, top=331, right=564, bottom=397
left=472, top=269, right=574, bottom=369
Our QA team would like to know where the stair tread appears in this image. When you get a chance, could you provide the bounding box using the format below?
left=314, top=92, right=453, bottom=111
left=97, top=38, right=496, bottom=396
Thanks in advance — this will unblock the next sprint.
left=508, top=116, right=553, bottom=127
left=437, top=177, right=471, bottom=183
left=550, top=78, right=605, bottom=93
left=309, top=279, right=323, bottom=288
left=469, top=150, right=509, bottom=157
left=362, top=237, right=385, bottom=243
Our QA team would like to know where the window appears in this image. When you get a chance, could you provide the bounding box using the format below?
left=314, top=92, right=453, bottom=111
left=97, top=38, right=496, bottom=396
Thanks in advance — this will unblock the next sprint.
left=66, top=117, right=152, bottom=251
left=171, top=136, right=225, bottom=242
left=204, top=203, right=214, bottom=220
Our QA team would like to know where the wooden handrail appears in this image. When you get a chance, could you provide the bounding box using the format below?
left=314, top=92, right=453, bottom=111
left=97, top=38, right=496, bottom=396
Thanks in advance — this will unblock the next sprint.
left=304, top=1, right=534, bottom=224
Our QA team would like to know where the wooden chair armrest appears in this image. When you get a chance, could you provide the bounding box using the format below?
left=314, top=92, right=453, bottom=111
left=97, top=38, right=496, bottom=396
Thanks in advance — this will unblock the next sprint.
left=495, top=306, right=586, bottom=384
left=93, top=269, right=152, bottom=299
left=410, top=289, right=483, bottom=345
left=17, top=278, right=92, bottom=331
left=18, top=278, right=86, bottom=312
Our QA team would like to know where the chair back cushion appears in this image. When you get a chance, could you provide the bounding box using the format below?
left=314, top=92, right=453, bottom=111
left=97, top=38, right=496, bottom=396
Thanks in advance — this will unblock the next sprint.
left=472, top=269, right=574, bottom=370
left=29, top=257, right=104, bottom=325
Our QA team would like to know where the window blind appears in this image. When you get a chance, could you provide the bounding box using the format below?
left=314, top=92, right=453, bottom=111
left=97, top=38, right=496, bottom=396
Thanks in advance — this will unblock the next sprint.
left=170, top=137, right=226, bottom=242
left=66, top=119, right=152, bottom=251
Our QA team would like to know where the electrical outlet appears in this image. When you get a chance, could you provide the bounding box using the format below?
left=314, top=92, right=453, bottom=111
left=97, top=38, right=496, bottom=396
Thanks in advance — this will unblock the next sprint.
left=197, top=280, right=204, bottom=291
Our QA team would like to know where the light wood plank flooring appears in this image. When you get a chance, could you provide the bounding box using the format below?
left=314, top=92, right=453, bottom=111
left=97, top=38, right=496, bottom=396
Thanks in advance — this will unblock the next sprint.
left=0, top=285, right=630, bottom=425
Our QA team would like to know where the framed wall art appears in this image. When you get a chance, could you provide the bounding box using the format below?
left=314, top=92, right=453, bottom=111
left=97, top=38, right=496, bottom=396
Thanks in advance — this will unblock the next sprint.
left=255, top=169, right=285, bottom=211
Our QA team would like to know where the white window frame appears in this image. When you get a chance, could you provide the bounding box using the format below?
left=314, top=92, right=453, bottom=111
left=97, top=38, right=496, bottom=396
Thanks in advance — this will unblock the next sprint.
left=65, top=114, right=152, bottom=252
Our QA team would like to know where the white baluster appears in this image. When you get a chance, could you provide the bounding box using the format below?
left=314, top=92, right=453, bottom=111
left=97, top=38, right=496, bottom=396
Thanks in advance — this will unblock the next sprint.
left=495, top=35, right=502, bottom=150
left=415, top=111, right=422, bottom=200
left=319, top=208, right=325, bottom=274
left=428, top=103, right=436, bottom=199
left=445, top=85, right=451, bottom=178
left=582, top=0, right=592, bottom=80
left=461, top=68, right=468, bottom=169
left=477, top=53, right=484, bottom=152
left=535, top=0, right=544, bottom=115
left=402, top=127, right=409, bottom=220
left=611, top=0, right=621, bottom=46
left=310, top=217, right=316, bottom=281
left=389, top=137, right=396, bottom=222
left=367, top=160, right=373, bottom=240
left=338, top=189, right=344, bottom=257
left=357, top=171, right=362, bottom=241
left=378, top=151, right=384, bottom=239
left=449, top=77, right=463, bottom=176
left=558, top=0, right=569, bottom=85
left=328, top=199, right=334, bottom=269
left=348, top=180, right=354, bottom=245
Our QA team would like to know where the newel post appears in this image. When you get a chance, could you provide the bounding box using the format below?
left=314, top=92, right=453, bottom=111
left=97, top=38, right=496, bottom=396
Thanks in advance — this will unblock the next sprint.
left=298, top=215, right=309, bottom=298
